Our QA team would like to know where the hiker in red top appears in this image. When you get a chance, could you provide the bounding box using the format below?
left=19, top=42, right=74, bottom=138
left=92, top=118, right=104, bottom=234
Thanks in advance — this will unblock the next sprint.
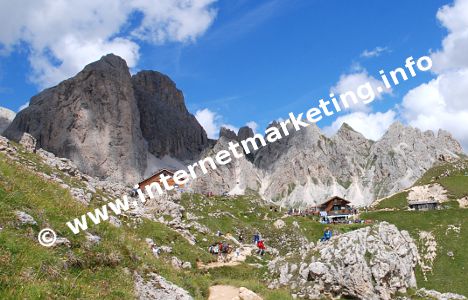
left=257, top=240, right=266, bottom=256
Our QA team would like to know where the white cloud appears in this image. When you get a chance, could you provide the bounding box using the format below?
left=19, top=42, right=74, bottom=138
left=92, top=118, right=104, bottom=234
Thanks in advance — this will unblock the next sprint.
left=360, top=46, right=389, bottom=58
left=131, top=0, right=217, bottom=44
left=0, top=0, right=217, bottom=88
left=195, top=108, right=220, bottom=139
left=330, top=70, right=392, bottom=112
left=195, top=108, right=237, bottom=139
left=431, top=0, right=468, bottom=73
left=402, top=70, right=468, bottom=151
left=246, top=121, right=258, bottom=133
left=401, top=0, right=468, bottom=152
left=323, top=110, right=397, bottom=141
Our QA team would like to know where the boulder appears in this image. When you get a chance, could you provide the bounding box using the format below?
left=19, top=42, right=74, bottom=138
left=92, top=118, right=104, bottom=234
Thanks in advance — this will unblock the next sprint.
left=18, top=133, right=36, bottom=153
left=273, top=219, right=286, bottom=229
left=239, top=287, right=263, bottom=300
left=15, top=211, right=37, bottom=226
left=134, top=272, right=193, bottom=300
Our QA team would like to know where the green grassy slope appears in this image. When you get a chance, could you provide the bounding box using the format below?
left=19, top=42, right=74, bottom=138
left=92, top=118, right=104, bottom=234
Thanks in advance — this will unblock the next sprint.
left=0, top=148, right=295, bottom=299
left=364, top=159, right=468, bottom=296
left=3, top=143, right=465, bottom=298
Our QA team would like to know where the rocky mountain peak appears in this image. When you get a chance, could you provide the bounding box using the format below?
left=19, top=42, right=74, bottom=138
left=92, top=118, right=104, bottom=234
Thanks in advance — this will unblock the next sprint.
left=338, top=122, right=356, bottom=132
left=132, top=70, right=209, bottom=162
left=335, top=122, right=368, bottom=142
left=5, top=54, right=147, bottom=184
left=437, top=129, right=464, bottom=153
left=83, top=53, right=128, bottom=73
left=219, top=127, right=238, bottom=141
left=4, top=53, right=211, bottom=183
left=238, top=126, right=254, bottom=141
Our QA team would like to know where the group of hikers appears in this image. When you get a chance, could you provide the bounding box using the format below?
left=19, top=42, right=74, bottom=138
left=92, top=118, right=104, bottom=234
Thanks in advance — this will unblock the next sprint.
left=208, top=241, right=233, bottom=255
left=253, top=232, right=266, bottom=256
left=208, top=227, right=333, bottom=260
left=208, top=231, right=267, bottom=257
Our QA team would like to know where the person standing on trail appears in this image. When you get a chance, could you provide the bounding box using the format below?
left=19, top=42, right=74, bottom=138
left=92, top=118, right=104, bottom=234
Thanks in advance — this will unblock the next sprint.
left=253, top=232, right=260, bottom=244
left=257, top=240, right=266, bottom=256
left=238, top=232, right=244, bottom=243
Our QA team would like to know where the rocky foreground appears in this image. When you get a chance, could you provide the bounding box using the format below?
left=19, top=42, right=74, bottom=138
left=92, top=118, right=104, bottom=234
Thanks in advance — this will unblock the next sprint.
left=268, top=222, right=466, bottom=300
left=1, top=132, right=467, bottom=299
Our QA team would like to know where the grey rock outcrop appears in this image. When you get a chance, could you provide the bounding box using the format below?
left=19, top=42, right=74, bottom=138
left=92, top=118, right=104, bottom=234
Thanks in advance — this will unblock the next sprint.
left=132, top=71, right=208, bottom=161
left=15, top=211, right=37, bottom=226
left=416, top=288, right=467, bottom=300
left=268, top=222, right=419, bottom=300
left=0, top=107, right=15, bottom=134
left=134, top=272, right=193, bottom=300
left=18, top=132, right=37, bottom=153
left=4, top=54, right=147, bottom=184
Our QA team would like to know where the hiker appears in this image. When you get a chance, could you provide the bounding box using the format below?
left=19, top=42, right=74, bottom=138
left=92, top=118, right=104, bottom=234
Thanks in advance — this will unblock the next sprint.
left=320, top=227, right=332, bottom=242
left=209, top=243, right=219, bottom=254
left=216, top=230, right=224, bottom=237
left=253, top=232, right=261, bottom=244
left=257, top=240, right=266, bottom=256
left=238, top=232, right=244, bottom=243
left=222, top=241, right=229, bottom=253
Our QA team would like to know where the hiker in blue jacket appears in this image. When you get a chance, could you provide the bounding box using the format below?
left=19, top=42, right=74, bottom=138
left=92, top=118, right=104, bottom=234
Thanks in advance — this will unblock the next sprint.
left=253, top=232, right=261, bottom=244
left=320, top=227, right=332, bottom=242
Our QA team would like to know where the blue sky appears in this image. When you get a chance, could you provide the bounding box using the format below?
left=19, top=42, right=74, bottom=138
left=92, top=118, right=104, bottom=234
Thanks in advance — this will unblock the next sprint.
left=1, top=0, right=468, bottom=149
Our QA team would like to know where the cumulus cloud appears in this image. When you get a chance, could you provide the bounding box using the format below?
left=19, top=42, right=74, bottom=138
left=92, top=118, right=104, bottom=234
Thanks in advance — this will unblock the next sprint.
left=323, top=110, right=397, bottom=141
left=0, top=0, right=217, bottom=88
left=360, top=46, right=389, bottom=58
left=431, top=0, right=468, bottom=73
left=195, top=108, right=219, bottom=139
left=402, top=70, right=468, bottom=150
left=330, top=70, right=392, bottom=112
left=195, top=108, right=237, bottom=139
left=401, top=0, right=468, bottom=151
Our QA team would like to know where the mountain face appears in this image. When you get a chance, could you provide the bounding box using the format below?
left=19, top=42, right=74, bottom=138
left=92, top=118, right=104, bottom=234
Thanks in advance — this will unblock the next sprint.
left=192, top=122, right=464, bottom=207
left=4, top=54, right=209, bottom=184
left=0, top=107, right=15, bottom=134
left=4, top=55, right=147, bottom=184
left=190, top=131, right=260, bottom=195
left=132, top=71, right=209, bottom=161
left=4, top=54, right=464, bottom=205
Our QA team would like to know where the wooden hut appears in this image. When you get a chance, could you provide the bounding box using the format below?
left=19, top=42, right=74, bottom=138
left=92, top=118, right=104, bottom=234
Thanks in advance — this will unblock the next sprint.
left=138, top=168, right=185, bottom=191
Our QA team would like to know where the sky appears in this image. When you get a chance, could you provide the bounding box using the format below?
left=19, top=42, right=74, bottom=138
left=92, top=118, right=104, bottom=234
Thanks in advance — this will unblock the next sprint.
left=1, top=0, right=468, bottom=150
